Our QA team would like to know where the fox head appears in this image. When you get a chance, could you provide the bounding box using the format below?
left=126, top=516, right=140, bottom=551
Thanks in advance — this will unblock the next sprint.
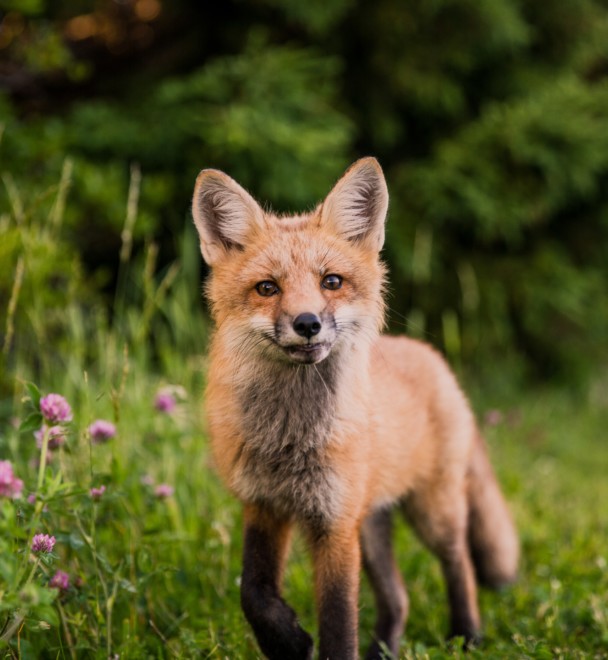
left=192, top=158, right=389, bottom=366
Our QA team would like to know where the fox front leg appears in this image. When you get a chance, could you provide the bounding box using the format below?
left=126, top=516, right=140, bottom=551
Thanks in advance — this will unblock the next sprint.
left=240, top=505, right=313, bottom=660
left=310, top=523, right=361, bottom=660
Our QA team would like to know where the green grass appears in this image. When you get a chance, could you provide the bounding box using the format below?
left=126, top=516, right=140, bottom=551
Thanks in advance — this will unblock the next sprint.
left=1, top=166, right=607, bottom=659
left=2, top=355, right=607, bottom=659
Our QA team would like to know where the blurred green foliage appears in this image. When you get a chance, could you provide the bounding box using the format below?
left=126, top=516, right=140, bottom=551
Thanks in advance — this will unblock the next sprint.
left=2, top=0, right=608, bottom=384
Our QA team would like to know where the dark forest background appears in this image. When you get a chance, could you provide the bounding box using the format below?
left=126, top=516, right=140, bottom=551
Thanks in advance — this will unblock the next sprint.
left=2, top=0, right=608, bottom=387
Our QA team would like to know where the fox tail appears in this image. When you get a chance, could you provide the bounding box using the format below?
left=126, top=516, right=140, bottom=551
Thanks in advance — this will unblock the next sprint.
left=467, top=433, right=519, bottom=589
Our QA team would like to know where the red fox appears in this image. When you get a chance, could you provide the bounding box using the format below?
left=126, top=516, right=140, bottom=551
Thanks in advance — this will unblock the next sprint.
left=192, top=158, right=519, bottom=659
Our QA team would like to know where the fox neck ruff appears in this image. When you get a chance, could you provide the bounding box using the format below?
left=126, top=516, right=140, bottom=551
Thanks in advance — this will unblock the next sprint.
left=232, top=351, right=348, bottom=527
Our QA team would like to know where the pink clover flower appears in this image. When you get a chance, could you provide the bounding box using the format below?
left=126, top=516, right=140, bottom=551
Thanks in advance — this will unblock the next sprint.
left=0, top=460, right=24, bottom=499
left=90, top=485, right=106, bottom=500
left=89, top=420, right=117, bottom=444
left=154, top=483, right=174, bottom=498
left=32, top=533, right=56, bottom=554
left=34, top=425, right=67, bottom=450
left=49, top=570, right=70, bottom=591
left=40, top=394, right=72, bottom=424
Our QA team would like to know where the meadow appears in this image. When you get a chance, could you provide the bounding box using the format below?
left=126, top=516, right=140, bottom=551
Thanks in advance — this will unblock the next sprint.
left=1, top=165, right=607, bottom=660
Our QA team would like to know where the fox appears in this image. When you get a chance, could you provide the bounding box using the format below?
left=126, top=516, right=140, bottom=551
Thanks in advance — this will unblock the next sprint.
left=191, top=157, right=519, bottom=659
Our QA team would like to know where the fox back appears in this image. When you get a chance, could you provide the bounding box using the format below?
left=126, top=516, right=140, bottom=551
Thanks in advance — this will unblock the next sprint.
left=192, top=158, right=518, bottom=659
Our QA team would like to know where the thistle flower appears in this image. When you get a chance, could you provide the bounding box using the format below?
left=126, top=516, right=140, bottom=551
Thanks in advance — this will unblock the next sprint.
left=0, top=460, right=24, bottom=499
left=90, top=485, right=106, bottom=500
left=89, top=420, right=116, bottom=444
left=49, top=570, right=70, bottom=591
left=40, top=394, right=72, bottom=424
left=34, top=425, right=67, bottom=450
left=154, top=483, right=174, bottom=499
left=32, top=533, right=56, bottom=554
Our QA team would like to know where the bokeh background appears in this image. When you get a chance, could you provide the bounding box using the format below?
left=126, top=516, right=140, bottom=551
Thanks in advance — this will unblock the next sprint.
left=3, top=0, right=608, bottom=389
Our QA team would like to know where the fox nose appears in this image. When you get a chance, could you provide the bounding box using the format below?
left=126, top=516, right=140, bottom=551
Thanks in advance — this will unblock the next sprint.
left=293, top=312, right=322, bottom=339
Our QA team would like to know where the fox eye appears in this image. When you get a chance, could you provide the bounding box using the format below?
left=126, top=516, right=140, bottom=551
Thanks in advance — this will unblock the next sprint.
left=255, top=281, right=280, bottom=297
left=322, top=274, right=343, bottom=290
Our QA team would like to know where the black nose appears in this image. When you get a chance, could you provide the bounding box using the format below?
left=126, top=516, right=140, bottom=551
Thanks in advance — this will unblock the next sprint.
left=293, top=312, right=322, bottom=339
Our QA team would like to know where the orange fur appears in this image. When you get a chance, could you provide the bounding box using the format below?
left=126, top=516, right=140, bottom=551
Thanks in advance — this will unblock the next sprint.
left=192, top=158, right=518, bottom=659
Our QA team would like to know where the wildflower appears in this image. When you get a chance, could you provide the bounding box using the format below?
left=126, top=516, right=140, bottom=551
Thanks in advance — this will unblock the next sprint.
left=40, top=394, right=72, bottom=424
left=88, top=420, right=116, bottom=444
left=154, top=483, right=174, bottom=499
left=0, top=460, right=24, bottom=499
left=90, top=485, right=106, bottom=500
left=140, top=474, right=155, bottom=486
left=49, top=570, right=70, bottom=591
left=154, top=392, right=176, bottom=414
left=484, top=409, right=504, bottom=427
left=27, top=493, right=48, bottom=512
left=32, top=533, right=56, bottom=554
left=34, top=425, right=67, bottom=450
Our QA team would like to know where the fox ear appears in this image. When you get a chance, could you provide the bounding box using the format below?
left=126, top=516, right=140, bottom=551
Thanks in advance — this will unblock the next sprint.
left=192, top=169, right=264, bottom=265
left=320, top=157, right=389, bottom=252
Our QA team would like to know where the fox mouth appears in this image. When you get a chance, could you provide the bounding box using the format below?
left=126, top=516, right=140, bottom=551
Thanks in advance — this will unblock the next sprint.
left=282, top=342, right=330, bottom=364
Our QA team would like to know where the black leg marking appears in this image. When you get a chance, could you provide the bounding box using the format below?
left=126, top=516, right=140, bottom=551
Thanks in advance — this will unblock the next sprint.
left=441, top=552, right=482, bottom=645
left=241, top=512, right=313, bottom=660
left=317, top=578, right=358, bottom=660
left=311, top=525, right=361, bottom=660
